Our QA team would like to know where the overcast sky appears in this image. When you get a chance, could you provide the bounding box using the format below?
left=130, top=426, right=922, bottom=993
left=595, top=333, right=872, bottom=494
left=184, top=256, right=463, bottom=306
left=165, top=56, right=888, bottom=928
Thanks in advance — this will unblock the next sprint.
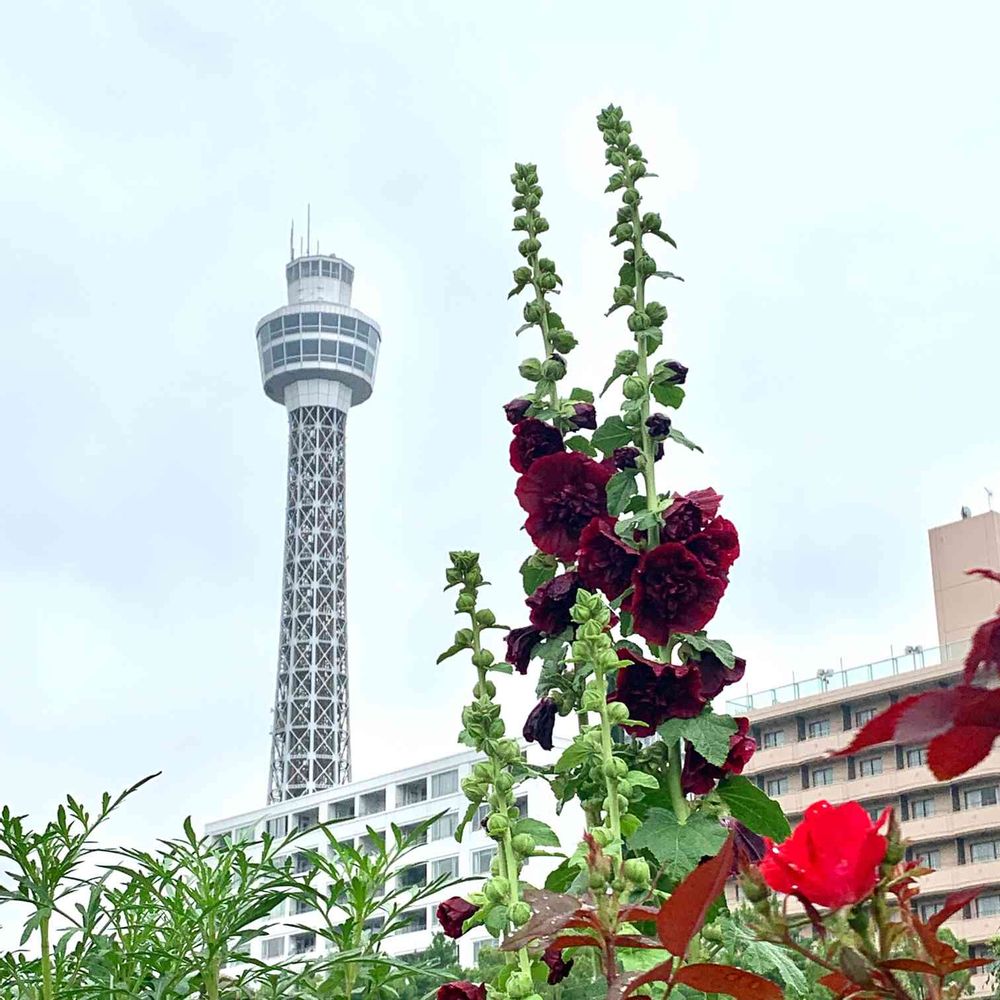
left=1, top=1, right=999, bottom=851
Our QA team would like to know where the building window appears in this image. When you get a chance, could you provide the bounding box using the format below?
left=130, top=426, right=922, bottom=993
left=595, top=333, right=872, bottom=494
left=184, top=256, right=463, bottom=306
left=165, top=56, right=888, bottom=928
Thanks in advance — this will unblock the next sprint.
left=473, top=938, right=498, bottom=962
left=762, top=730, right=785, bottom=749
left=970, top=840, right=1000, bottom=863
left=392, top=908, right=428, bottom=936
left=906, top=747, right=928, bottom=768
left=292, top=808, right=319, bottom=833
left=915, top=848, right=941, bottom=869
left=360, top=789, right=386, bottom=816
left=262, top=937, right=285, bottom=960
left=866, top=805, right=884, bottom=823
left=807, top=718, right=831, bottom=739
left=397, top=778, right=428, bottom=808
left=964, top=786, right=999, bottom=809
left=432, top=770, right=459, bottom=797
left=910, top=798, right=935, bottom=819
left=472, top=848, right=497, bottom=875
left=472, top=803, right=490, bottom=831
left=919, top=901, right=944, bottom=921
left=330, top=797, right=355, bottom=820
left=430, top=812, right=458, bottom=842
left=398, top=863, right=428, bottom=889
left=358, top=831, right=384, bottom=855
left=363, top=915, right=385, bottom=934
left=976, top=894, right=1000, bottom=918
left=431, top=856, right=459, bottom=880
left=854, top=707, right=876, bottom=727
left=292, top=851, right=314, bottom=874
left=290, top=932, right=315, bottom=955
left=812, top=766, right=834, bottom=787
left=400, top=821, right=427, bottom=846
left=293, top=898, right=313, bottom=915
left=765, top=776, right=789, bottom=796
left=514, top=795, right=528, bottom=818
left=266, top=816, right=288, bottom=838
left=858, top=756, right=884, bottom=778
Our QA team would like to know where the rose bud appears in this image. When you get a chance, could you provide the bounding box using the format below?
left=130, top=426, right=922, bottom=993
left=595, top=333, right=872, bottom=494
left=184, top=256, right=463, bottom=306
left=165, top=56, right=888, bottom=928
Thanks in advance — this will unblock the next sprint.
left=504, top=398, right=532, bottom=425
left=645, top=413, right=672, bottom=440
left=569, top=402, right=597, bottom=430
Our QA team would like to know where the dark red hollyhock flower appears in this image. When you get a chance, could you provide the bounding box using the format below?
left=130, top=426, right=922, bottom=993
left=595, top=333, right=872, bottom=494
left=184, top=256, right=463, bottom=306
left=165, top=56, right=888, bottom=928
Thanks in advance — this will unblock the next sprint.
left=630, top=543, right=727, bottom=646
left=515, top=452, right=614, bottom=561
left=503, top=397, right=532, bottom=425
left=686, top=516, right=740, bottom=580
left=542, top=943, right=574, bottom=984
left=509, top=418, right=564, bottom=474
left=760, top=801, right=888, bottom=909
left=526, top=572, right=580, bottom=635
left=660, top=488, right=724, bottom=542
left=964, top=568, right=1000, bottom=683
left=612, top=446, right=641, bottom=470
left=660, top=359, right=688, bottom=385
left=577, top=518, right=640, bottom=601
left=645, top=413, right=672, bottom=440
left=610, top=647, right=709, bottom=737
left=505, top=625, right=544, bottom=675
left=438, top=983, right=487, bottom=1000
left=681, top=717, right=756, bottom=794
left=523, top=698, right=558, bottom=750
left=569, top=402, right=598, bottom=430
left=722, top=817, right=766, bottom=875
left=692, top=651, right=747, bottom=702
left=436, top=897, right=479, bottom=939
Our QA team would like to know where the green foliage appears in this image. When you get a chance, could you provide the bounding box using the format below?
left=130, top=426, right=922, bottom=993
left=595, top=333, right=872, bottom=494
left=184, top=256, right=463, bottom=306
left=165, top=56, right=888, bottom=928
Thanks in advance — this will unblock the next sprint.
left=657, top=709, right=739, bottom=767
left=717, top=775, right=791, bottom=841
left=627, top=807, right=728, bottom=881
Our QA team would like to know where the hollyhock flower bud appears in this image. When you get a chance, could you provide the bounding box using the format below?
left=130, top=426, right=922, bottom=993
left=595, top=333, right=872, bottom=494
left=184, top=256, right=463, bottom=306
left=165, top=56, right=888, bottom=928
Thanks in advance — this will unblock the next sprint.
left=503, top=398, right=532, bottom=425
left=512, top=833, right=535, bottom=855
left=622, top=375, right=646, bottom=400
left=438, top=983, right=487, bottom=1000
left=542, top=944, right=575, bottom=985
left=436, top=897, right=479, bottom=939
left=541, top=354, right=567, bottom=380
left=510, top=901, right=532, bottom=926
left=522, top=698, right=558, bottom=750
left=656, top=359, right=688, bottom=385
left=612, top=446, right=641, bottom=470
left=509, top=418, right=564, bottom=474
left=759, top=801, right=889, bottom=909
left=615, top=349, right=639, bottom=374
left=519, top=358, right=543, bottom=381
left=504, top=625, right=543, bottom=675
left=550, top=329, right=578, bottom=353
left=527, top=572, right=580, bottom=635
left=569, top=402, right=597, bottom=430
left=613, top=285, right=633, bottom=306
left=645, top=413, right=672, bottom=440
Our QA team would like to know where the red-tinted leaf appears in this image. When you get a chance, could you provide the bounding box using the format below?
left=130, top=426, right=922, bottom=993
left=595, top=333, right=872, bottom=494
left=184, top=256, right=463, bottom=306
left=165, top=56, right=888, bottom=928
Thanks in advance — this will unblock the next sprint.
left=952, top=958, right=994, bottom=971
left=928, top=725, right=997, bottom=779
left=928, top=886, right=982, bottom=931
left=818, top=971, right=855, bottom=997
left=501, top=888, right=589, bottom=949
left=880, top=958, right=940, bottom=975
left=892, top=689, right=965, bottom=744
left=546, top=933, right=602, bottom=952
left=835, top=695, right=924, bottom=756
left=656, top=831, right=734, bottom=956
left=612, top=933, right=662, bottom=949
left=674, top=962, right=783, bottom=1000
left=612, top=959, right=675, bottom=1000
left=618, top=904, right=660, bottom=923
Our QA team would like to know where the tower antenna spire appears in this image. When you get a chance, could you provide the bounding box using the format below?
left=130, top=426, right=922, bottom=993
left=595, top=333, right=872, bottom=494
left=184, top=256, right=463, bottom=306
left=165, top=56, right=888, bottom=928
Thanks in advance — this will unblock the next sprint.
left=307, top=203, right=311, bottom=256
left=290, top=219, right=295, bottom=262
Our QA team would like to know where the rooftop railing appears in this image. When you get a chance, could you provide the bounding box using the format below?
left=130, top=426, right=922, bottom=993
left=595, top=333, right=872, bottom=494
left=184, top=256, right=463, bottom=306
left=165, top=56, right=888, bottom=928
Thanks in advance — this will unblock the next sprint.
left=725, top=639, right=971, bottom=714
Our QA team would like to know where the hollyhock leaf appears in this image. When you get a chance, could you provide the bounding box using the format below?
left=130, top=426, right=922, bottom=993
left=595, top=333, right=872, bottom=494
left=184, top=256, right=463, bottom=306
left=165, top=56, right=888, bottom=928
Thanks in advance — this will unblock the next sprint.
left=436, top=644, right=466, bottom=665
left=564, top=434, right=598, bottom=457
left=490, top=662, right=513, bottom=675
left=658, top=710, right=738, bottom=767
left=570, top=387, right=595, bottom=402
left=592, top=416, right=634, bottom=456
left=627, top=807, right=728, bottom=881
left=513, top=817, right=561, bottom=848
left=454, top=800, right=479, bottom=843
left=520, top=552, right=558, bottom=597
left=620, top=812, right=642, bottom=837
left=555, top=739, right=593, bottom=774
left=545, top=858, right=582, bottom=892
left=651, top=382, right=685, bottom=408
left=626, top=770, right=660, bottom=790
left=656, top=832, right=735, bottom=956
left=673, top=963, right=782, bottom=1000
left=607, top=470, right=640, bottom=516
left=717, top=775, right=791, bottom=841
left=667, top=426, right=703, bottom=453
left=484, top=905, right=509, bottom=936
left=676, top=632, right=737, bottom=669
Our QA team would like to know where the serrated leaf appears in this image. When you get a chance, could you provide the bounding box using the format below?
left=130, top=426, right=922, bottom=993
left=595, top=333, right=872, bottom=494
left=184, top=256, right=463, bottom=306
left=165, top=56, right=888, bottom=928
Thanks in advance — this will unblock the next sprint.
left=490, top=661, right=513, bottom=675
left=668, top=427, right=703, bottom=453
left=676, top=631, right=737, bottom=669
left=657, top=710, right=738, bottom=766
left=565, top=435, right=598, bottom=458
left=436, top=643, right=466, bottom=665
left=651, top=383, right=685, bottom=409
left=544, top=857, right=582, bottom=892
left=513, top=817, right=561, bottom=848
left=627, top=808, right=728, bottom=881
left=606, top=470, right=639, bottom=516
left=637, top=327, right=662, bottom=353
left=592, top=416, right=633, bottom=456
left=716, top=776, right=790, bottom=842
left=569, top=387, right=594, bottom=403
left=520, top=552, right=558, bottom=596
left=554, top=738, right=593, bottom=774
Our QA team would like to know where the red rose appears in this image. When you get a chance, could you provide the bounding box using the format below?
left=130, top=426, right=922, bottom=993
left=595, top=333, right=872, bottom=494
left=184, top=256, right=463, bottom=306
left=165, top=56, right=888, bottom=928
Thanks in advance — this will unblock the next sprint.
left=436, top=896, right=479, bottom=939
left=630, top=542, right=727, bottom=646
left=515, top=452, right=613, bottom=561
left=509, top=418, right=564, bottom=473
left=577, top=517, right=640, bottom=601
left=681, top=717, right=756, bottom=794
left=610, top=647, right=708, bottom=737
left=526, top=572, right=580, bottom=635
left=759, top=800, right=889, bottom=909
left=437, top=983, right=487, bottom=1000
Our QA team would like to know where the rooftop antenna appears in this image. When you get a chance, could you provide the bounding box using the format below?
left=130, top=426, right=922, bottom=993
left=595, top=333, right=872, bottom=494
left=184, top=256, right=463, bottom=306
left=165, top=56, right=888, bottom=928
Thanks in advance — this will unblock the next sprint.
left=290, top=219, right=295, bottom=262
left=300, top=236, right=304, bottom=257
left=987, top=487, right=995, bottom=512
left=307, top=203, right=311, bottom=256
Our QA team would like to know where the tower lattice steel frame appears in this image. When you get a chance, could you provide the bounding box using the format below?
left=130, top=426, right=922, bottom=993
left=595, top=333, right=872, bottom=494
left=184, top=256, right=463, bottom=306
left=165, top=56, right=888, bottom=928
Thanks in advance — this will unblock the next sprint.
left=255, top=249, right=381, bottom=802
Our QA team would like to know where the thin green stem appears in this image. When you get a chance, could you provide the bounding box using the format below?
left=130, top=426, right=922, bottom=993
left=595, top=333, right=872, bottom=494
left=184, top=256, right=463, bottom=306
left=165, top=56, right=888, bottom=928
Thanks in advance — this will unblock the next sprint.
left=39, top=915, right=53, bottom=1000
left=666, top=741, right=690, bottom=823
left=594, top=665, right=622, bottom=845
left=529, top=256, right=559, bottom=412
left=500, top=830, right=533, bottom=976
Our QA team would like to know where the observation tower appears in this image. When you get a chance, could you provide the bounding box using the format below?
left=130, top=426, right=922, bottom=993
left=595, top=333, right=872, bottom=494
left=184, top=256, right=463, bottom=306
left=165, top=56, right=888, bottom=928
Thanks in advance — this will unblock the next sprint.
left=256, top=243, right=381, bottom=802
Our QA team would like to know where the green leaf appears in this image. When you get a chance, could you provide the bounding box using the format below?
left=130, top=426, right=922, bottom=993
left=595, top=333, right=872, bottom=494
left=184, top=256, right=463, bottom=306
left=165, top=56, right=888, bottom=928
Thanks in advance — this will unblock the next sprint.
left=651, top=229, right=678, bottom=248
left=637, top=327, right=662, bottom=353
left=591, top=416, right=633, bottom=456
left=650, top=383, right=685, bottom=409
left=490, top=661, right=513, bottom=675
left=626, top=771, right=659, bottom=790
left=455, top=799, right=479, bottom=843
left=569, top=387, right=594, bottom=403
left=668, top=427, right=703, bottom=453
left=717, top=776, right=790, bottom=842
left=620, top=813, right=642, bottom=838
left=544, top=857, right=582, bottom=892
left=606, top=470, right=639, bottom=517
left=657, top=710, right=738, bottom=767
left=653, top=270, right=684, bottom=282
left=484, top=904, right=509, bottom=936
left=676, top=632, right=736, bottom=669
left=564, top=434, right=598, bottom=458
left=619, top=263, right=636, bottom=287
left=520, top=552, right=558, bottom=596
left=435, top=643, right=465, bottom=665
left=513, top=817, right=561, bottom=848
left=628, top=808, right=728, bottom=881
left=554, top=738, right=593, bottom=774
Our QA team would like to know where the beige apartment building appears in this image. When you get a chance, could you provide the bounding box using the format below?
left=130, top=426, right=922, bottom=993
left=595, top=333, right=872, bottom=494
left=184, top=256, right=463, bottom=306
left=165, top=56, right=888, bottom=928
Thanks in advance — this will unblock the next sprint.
left=725, top=510, right=1000, bottom=984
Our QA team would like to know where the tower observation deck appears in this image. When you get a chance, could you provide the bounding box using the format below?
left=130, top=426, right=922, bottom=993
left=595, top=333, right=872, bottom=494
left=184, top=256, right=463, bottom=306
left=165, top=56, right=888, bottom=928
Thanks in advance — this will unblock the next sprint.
left=256, top=249, right=381, bottom=802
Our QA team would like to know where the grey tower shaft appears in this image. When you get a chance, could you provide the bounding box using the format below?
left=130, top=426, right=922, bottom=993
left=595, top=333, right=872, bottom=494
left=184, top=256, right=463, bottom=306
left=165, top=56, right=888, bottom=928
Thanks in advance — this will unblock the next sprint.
left=256, top=251, right=381, bottom=803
